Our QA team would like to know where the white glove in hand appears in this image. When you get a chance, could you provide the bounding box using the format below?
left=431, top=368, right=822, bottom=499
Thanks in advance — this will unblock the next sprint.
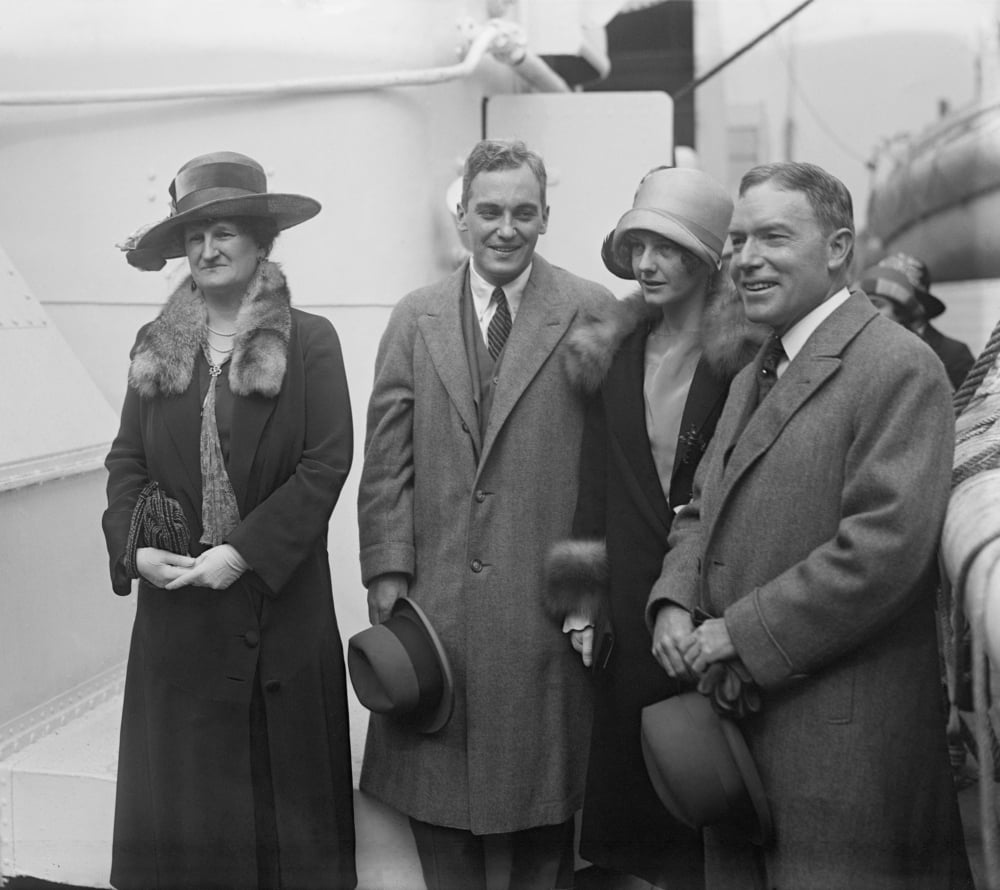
left=165, top=544, right=249, bottom=591
left=562, top=613, right=595, bottom=667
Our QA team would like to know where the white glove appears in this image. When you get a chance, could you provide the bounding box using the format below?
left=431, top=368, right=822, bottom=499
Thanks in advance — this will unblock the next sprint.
left=562, top=613, right=595, bottom=667
left=165, top=544, right=249, bottom=591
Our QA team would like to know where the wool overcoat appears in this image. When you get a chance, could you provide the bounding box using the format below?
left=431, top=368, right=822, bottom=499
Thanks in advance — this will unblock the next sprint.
left=102, top=264, right=357, bottom=890
left=357, top=255, right=613, bottom=835
left=647, top=293, right=972, bottom=889
left=546, top=287, right=761, bottom=884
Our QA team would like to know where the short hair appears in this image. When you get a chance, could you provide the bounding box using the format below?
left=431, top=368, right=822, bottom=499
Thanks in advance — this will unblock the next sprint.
left=181, top=214, right=280, bottom=257
left=460, top=139, right=547, bottom=209
left=739, top=162, right=854, bottom=265
left=619, top=231, right=703, bottom=275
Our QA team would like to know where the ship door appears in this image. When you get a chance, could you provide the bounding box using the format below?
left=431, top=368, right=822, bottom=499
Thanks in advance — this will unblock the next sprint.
left=485, top=91, right=673, bottom=291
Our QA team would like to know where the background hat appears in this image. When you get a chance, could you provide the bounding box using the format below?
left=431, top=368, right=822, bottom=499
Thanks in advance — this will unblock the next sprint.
left=877, top=252, right=946, bottom=318
left=119, top=151, right=321, bottom=270
left=347, top=597, right=455, bottom=734
left=641, top=692, right=772, bottom=845
left=603, top=166, right=734, bottom=279
left=856, top=262, right=923, bottom=320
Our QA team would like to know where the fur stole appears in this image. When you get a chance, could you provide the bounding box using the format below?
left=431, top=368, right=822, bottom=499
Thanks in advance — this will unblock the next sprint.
left=543, top=539, right=609, bottom=626
left=563, top=274, right=767, bottom=394
left=128, top=260, right=291, bottom=399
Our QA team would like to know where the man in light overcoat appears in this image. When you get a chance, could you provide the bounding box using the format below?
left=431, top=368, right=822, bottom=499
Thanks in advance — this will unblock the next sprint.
left=357, top=139, right=613, bottom=890
left=648, top=161, right=973, bottom=888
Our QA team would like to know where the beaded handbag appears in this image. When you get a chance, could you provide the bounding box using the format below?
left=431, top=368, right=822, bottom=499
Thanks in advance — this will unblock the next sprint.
left=123, top=480, right=191, bottom=578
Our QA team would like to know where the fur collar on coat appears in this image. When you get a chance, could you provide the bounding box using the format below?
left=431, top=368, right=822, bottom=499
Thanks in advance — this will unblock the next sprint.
left=128, top=260, right=291, bottom=399
left=563, top=273, right=766, bottom=394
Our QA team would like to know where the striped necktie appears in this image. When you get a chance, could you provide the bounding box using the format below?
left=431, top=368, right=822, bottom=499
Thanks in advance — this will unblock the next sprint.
left=487, top=287, right=512, bottom=360
left=756, top=334, right=786, bottom=406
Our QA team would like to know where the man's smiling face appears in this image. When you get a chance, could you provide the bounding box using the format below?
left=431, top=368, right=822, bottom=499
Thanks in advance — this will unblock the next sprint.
left=457, top=164, right=549, bottom=287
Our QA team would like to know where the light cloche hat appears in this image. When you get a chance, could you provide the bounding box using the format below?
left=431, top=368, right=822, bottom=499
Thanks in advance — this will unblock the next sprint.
left=603, top=166, right=734, bottom=279
left=119, top=151, right=321, bottom=271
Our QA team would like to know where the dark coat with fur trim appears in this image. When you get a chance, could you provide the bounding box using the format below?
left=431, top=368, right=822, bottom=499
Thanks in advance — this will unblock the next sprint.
left=547, top=281, right=762, bottom=884
left=102, top=262, right=356, bottom=889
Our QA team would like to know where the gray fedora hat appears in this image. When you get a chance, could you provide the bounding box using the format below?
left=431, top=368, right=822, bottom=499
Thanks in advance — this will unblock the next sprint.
left=347, top=597, right=455, bottom=735
left=119, top=151, right=320, bottom=271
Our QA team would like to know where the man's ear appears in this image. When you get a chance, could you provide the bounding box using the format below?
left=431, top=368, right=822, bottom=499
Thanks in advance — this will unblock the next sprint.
left=456, top=203, right=468, bottom=233
left=827, top=227, right=853, bottom=273
left=539, top=205, right=550, bottom=235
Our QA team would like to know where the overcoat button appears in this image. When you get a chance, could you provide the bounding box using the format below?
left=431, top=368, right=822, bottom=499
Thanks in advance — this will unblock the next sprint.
left=243, top=630, right=260, bottom=648
left=461, top=422, right=470, bottom=433
left=264, top=679, right=281, bottom=693
left=492, top=376, right=500, bottom=385
left=475, top=490, right=486, bottom=503
left=471, top=559, right=483, bottom=573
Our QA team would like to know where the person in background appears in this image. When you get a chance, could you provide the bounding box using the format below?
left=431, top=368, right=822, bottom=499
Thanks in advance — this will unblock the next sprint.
left=858, top=251, right=974, bottom=389
left=356, top=138, right=614, bottom=890
left=648, top=161, right=972, bottom=888
left=104, top=151, right=356, bottom=889
left=544, top=165, right=762, bottom=890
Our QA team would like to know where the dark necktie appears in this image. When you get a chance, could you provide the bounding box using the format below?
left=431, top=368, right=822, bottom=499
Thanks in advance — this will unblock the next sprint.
left=756, top=335, right=786, bottom=406
left=487, top=287, right=512, bottom=360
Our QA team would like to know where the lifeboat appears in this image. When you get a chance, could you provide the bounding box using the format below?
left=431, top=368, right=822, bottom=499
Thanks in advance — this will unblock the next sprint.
left=865, top=97, right=1000, bottom=282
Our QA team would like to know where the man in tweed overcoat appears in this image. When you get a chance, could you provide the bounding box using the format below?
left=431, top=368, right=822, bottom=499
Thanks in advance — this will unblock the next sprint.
left=648, top=162, right=972, bottom=889
left=357, top=139, right=613, bottom=889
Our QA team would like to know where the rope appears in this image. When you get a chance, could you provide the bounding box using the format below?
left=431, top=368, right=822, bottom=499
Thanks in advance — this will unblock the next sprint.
left=955, top=318, right=1000, bottom=416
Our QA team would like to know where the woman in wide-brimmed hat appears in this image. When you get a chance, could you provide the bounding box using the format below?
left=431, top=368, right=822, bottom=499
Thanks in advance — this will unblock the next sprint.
left=104, top=151, right=356, bottom=889
left=545, top=165, right=764, bottom=888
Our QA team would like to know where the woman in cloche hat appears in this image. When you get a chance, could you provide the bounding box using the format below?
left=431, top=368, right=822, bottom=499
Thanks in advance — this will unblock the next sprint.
left=103, top=152, right=356, bottom=889
left=545, top=164, right=763, bottom=888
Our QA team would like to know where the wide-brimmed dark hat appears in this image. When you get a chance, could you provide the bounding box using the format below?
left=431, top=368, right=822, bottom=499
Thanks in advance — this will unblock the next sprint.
left=876, top=252, right=946, bottom=319
left=641, top=692, right=772, bottom=845
left=119, top=151, right=320, bottom=271
left=347, top=597, right=454, bottom=734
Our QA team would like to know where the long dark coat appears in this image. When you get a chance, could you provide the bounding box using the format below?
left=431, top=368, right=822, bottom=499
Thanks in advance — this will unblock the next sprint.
left=545, top=285, right=760, bottom=885
left=357, top=256, right=614, bottom=834
left=922, top=322, right=974, bottom=390
left=648, top=293, right=972, bottom=889
left=102, top=263, right=356, bottom=890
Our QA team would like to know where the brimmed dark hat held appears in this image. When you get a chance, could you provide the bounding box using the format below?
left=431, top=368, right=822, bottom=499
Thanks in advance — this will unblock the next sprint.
left=641, top=692, right=772, bottom=845
left=602, top=166, right=734, bottom=279
left=347, top=598, right=455, bottom=734
left=118, top=151, right=321, bottom=271
left=877, top=252, right=946, bottom=318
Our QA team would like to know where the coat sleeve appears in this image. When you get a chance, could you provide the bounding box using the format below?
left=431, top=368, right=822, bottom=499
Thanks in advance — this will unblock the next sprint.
left=357, top=298, right=418, bottom=586
left=102, top=329, right=153, bottom=596
left=726, top=342, right=955, bottom=689
left=226, top=316, right=353, bottom=596
left=571, top=391, right=608, bottom=541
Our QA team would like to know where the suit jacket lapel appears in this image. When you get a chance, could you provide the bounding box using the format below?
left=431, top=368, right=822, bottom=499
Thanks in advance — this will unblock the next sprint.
left=418, top=265, right=482, bottom=455
left=480, top=258, right=575, bottom=464
left=716, top=292, right=876, bottom=506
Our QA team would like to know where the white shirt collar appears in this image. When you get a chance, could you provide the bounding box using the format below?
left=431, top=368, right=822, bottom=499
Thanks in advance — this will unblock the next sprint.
left=469, top=259, right=532, bottom=321
left=780, top=287, right=852, bottom=366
